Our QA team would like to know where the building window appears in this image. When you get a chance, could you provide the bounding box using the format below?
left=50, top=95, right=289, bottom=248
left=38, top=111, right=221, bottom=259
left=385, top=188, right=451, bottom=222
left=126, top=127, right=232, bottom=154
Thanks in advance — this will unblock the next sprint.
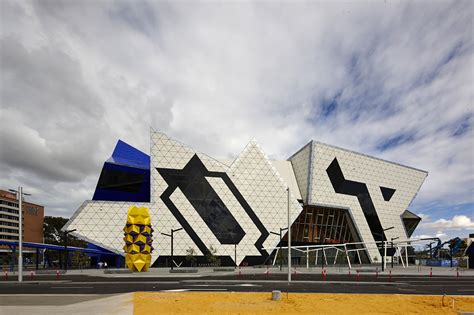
left=0, top=207, right=19, bottom=215
left=97, top=168, right=145, bottom=193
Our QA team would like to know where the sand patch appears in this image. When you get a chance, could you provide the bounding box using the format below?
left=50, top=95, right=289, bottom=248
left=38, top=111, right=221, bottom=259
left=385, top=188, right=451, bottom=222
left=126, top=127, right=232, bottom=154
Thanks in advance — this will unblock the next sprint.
left=134, top=292, right=474, bottom=314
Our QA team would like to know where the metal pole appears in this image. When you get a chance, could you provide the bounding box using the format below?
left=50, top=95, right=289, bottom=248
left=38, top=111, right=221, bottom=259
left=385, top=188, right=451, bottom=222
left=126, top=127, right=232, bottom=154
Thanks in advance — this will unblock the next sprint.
left=391, top=240, right=394, bottom=268
left=35, top=248, right=39, bottom=270
left=279, top=229, right=282, bottom=271
left=405, top=245, right=408, bottom=267
left=171, top=229, right=174, bottom=270
left=321, top=248, right=324, bottom=269
left=287, top=187, right=291, bottom=283
left=381, top=243, right=384, bottom=272
left=450, top=247, right=453, bottom=268
left=383, top=241, right=387, bottom=270
left=18, top=186, right=23, bottom=283
left=234, top=244, right=237, bottom=268
left=64, top=232, right=68, bottom=271
left=345, top=245, right=351, bottom=269
left=306, top=247, right=309, bottom=270
left=398, top=246, right=405, bottom=268
left=272, top=248, right=279, bottom=266
left=379, top=241, right=385, bottom=272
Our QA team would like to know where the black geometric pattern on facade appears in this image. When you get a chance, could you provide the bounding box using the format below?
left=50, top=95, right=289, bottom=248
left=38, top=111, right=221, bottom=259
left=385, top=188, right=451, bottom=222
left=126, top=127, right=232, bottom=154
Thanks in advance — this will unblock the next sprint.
left=158, top=154, right=269, bottom=257
left=401, top=210, right=421, bottom=238
left=380, top=186, right=396, bottom=201
left=326, top=158, right=387, bottom=243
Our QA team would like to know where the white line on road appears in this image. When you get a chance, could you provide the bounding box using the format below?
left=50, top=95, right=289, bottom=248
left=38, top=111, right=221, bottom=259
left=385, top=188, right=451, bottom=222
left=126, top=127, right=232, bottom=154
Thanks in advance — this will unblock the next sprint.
left=187, top=284, right=261, bottom=287
left=188, top=284, right=235, bottom=287
left=160, top=288, right=227, bottom=292
left=188, top=289, right=227, bottom=291
left=50, top=287, right=94, bottom=289
left=23, top=281, right=181, bottom=285
left=415, top=284, right=474, bottom=287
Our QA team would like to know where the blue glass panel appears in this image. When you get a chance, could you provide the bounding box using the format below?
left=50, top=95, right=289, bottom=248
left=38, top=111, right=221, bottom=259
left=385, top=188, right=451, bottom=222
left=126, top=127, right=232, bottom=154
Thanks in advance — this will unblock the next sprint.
left=109, top=140, right=150, bottom=170
left=92, top=140, right=150, bottom=202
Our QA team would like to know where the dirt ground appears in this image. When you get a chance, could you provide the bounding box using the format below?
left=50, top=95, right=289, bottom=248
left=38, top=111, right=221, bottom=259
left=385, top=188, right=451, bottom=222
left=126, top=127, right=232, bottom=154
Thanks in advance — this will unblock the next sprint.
left=134, top=292, right=474, bottom=314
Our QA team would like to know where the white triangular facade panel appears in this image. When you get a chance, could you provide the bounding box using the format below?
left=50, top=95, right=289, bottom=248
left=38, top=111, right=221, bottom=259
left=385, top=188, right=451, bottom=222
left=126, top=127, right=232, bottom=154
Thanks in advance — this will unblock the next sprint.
left=307, top=142, right=427, bottom=262
left=229, top=140, right=303, bottom=252
left=288, top=142, right=311, bottom=203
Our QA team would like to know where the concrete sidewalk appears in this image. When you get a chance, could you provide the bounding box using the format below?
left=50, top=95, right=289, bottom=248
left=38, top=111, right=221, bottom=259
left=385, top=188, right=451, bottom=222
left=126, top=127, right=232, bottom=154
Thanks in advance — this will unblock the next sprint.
left=7, top=265, right=473, bottom=279
left=81, top=265, right=474, bottom=277
left=0, top=293, right=133, bottom=315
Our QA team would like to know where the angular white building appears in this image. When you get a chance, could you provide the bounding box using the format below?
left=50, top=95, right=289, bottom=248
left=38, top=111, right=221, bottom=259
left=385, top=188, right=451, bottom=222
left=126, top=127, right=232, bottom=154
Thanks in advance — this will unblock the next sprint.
left=64, top=130, right=427, bottom=267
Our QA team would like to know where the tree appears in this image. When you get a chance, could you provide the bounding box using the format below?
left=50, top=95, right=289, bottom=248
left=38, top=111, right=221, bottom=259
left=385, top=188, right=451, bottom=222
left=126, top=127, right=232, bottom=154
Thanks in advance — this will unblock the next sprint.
left=185, top=247, right=197, bottom=267
left=206, top=245, right=218, bottom=266
left=44, top=216, right=86, bottom=247
left=43, top=216, right=87, bottom=269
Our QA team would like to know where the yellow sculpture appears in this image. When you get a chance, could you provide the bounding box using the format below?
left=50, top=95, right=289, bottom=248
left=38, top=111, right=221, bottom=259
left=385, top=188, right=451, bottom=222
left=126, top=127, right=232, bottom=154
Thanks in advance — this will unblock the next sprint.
left=123, top=206, right=153, bottom=272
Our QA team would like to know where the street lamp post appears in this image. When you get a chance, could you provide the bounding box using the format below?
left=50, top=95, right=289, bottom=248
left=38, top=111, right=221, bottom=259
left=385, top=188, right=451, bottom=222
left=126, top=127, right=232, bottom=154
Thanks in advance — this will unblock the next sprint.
left=234, top=244, right=237, bottom=268
left=391, top=237, right=399, bottom=268
left=161, top=228, right=183, bottom=270
left=381, top=226, right=394, bottom=272
left=287, top=187, right=291, bottom=283
left=9, top=187, right=31, bottom=283
left=64, top=229, right=77, bottom=272
left=270, top=227, right=288, bottom=271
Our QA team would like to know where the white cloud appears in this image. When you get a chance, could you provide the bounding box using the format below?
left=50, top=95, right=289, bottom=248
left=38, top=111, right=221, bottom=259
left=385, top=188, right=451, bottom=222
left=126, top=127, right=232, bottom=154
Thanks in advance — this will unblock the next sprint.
left=421, top=215, right=474, bottom=230
left=435, top=231, right=448, bottom=239
left=417, top=213, right=430, bottom=221
left=0, top=0, right=472, bottom=224
left=411, top=231, right=449, bottom=242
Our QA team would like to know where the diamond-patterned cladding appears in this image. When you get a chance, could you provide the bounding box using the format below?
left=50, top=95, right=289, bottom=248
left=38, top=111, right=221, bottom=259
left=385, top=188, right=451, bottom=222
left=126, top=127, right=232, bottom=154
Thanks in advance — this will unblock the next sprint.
left=64, top=130, right=427, bottom=266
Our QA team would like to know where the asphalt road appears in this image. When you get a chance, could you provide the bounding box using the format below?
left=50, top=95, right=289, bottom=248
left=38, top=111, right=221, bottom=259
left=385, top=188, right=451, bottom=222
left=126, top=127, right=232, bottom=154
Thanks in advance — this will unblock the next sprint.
left=0, top=273, right=473, bottom=297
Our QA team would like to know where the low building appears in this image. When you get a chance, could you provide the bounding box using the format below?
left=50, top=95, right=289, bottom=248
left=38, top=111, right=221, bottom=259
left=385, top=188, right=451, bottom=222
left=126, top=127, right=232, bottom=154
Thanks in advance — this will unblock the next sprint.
left=64, top=130, right=427, bottom=267
left=0, top=190, right=44, bottom=244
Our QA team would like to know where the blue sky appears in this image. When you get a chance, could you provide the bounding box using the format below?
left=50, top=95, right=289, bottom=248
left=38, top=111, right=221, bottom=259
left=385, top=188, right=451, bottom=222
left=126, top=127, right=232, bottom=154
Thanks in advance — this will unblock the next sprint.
left=0, top=1, right=472, bottom=241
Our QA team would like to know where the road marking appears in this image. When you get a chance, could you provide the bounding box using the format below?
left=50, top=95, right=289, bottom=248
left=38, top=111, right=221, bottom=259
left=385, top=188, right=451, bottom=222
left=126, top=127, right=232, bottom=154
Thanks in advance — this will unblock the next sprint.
left=188, top=289, right=227, bottom=291
left=188, top=284, right=235, bottom=287
left=180, top=280, right=402, bottom=285
left=50, top=286, right=94, bottom=289
left=415, top=284, right=474, bottom=287
left=187, top=284, right=261, bottom=287
left=406, top=278, right=470, bottom=283
left=16, top=281, right=181, bottom=285
left=160, top=288, right=227, bottom=292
